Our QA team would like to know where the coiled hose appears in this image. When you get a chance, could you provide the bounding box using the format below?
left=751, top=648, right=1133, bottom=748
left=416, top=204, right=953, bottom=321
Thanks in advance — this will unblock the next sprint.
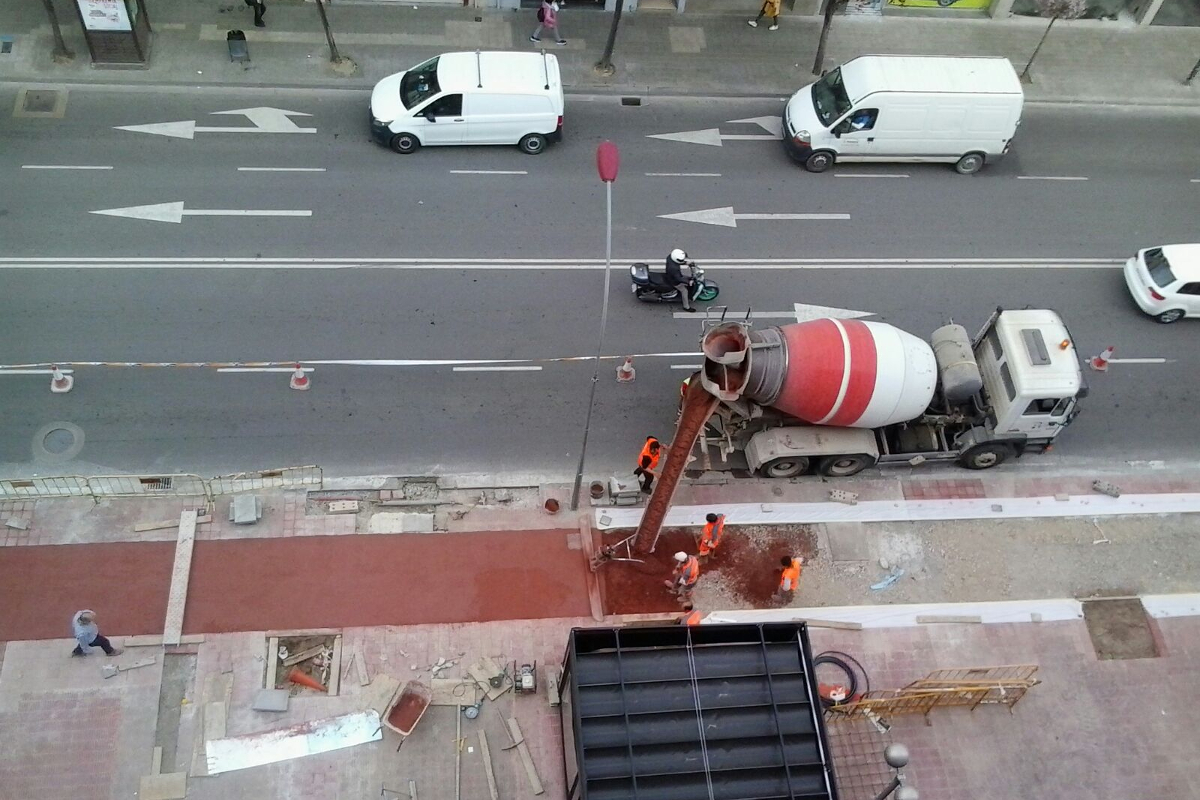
left=814, top=650, right=870, bottom=707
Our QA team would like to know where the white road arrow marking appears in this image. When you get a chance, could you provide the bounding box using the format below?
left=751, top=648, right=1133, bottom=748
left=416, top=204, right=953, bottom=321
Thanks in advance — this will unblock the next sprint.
left=792, top=302, right=875, bottom=323
left=648, top=115, right=783, bottom=146
left=115, top=107, right=317, bottom=139
left=658, top=206, right=850, bottom=228
left=90, top=202, right=312, bottom=224
left=726, top=115, right=783, bottom=136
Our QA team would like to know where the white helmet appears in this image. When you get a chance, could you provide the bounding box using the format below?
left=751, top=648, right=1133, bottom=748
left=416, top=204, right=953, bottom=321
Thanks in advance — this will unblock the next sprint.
left=674, top=552, right=689, bottom=563
left=669, top=248, right=688, bottom=264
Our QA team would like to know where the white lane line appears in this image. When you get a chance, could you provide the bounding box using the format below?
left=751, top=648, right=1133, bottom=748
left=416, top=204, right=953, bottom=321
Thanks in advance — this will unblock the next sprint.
left=449, top=170, right=528, bottom=175
left=217, top=367, right=314, bottom=373
left=1017, top=175, right=1089, bottom=181
left=1106, top=358, right=1170, bottom=365
left=22, top=165, right=113, bottom=170
left=834, top=173, right=909, bottom=179
left=238, top=167, right=326, bottom=172
left=672, top=310, right=798, bottom=319
left=0, top=256, right=1121, bottom=264
left=0, top=368, right=74, bottom=375
left=644, top=172, right=722, bottom=177
left=452, top=365, right=543, bottom=372
left=671, top=364, right=703, bottom=370
left=1192, top=179, right=1200, bottom=183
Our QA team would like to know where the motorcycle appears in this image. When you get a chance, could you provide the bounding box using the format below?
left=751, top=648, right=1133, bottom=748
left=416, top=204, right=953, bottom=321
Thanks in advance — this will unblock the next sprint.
left=629, top=261, right=720, bottom=306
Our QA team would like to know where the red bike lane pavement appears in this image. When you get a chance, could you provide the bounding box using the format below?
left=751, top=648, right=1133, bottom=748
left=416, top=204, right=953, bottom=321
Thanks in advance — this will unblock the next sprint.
left=0, top=529, right=591, bottom=642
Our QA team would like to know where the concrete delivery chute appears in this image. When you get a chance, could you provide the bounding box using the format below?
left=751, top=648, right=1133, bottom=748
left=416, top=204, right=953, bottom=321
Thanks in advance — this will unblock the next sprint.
left=631, top=307, right=1086, bottom=553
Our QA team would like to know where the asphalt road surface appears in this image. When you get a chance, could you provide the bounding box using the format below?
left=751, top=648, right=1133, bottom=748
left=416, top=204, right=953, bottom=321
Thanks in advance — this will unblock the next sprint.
left=2, top=86, right=1198, bottom=479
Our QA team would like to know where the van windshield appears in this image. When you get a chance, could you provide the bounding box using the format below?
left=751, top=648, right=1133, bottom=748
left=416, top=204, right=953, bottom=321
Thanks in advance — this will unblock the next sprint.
left=1144, top=247, right=1176, bottom=287
left=811, top=67, right=852, bottom=128
left=400, top=57, right=440, bottom=110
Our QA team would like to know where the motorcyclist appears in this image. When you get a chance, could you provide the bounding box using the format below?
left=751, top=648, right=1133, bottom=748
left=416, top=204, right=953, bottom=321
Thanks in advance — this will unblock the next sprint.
left=665, top=248, right=695, bottom=312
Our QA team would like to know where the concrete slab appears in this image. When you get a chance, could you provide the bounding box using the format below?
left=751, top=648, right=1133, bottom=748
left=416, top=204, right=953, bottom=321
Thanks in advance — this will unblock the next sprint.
left=825, top=521, right=872, bottom=562
left=368, top=512, right=435, bottom=534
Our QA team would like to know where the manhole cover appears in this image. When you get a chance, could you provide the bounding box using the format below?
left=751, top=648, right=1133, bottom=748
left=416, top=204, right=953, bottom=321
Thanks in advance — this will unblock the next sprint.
left=23, top=90, right=59, bottom=113
left=42, top=427, right=76, bottom=455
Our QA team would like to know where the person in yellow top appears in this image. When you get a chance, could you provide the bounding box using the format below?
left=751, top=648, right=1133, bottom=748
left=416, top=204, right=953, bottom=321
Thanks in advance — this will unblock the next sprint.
left=698, top=512, right=725, bottom=557
left=748, top=0, right=782, bottom=31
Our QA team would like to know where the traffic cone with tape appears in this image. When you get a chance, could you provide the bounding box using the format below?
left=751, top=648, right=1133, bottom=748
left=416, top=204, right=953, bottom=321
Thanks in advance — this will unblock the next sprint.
left=616, top=356, right=636, bottom=383
left=286, top=667, right=327, bottom=692
left=1089, top=346, right=1114, bottom=372
left=289, top=364, right=310, bottom=391
left=50, top=365, right=74, bottom=394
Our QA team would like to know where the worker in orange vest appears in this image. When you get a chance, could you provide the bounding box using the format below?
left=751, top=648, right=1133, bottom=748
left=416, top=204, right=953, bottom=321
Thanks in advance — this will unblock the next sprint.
left=777, top=555, right=804, bottom=598
left=634, top=435, right=661, bottom=493
left=664, top=551, right=700, bottom=599
left=698, top=512, right=725, bottom=557
left=678, top=603, right=703, bottom=626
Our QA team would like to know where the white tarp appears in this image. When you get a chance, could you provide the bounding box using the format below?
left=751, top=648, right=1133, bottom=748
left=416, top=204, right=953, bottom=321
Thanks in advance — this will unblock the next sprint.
left=205, top=710, right=382, bottom=775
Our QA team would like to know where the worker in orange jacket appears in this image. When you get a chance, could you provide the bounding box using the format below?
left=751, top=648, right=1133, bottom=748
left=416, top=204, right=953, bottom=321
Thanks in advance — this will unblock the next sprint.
left=634, top=435, right=661, bottom=493
left=678, top=603, right=703, bottom=626
left=777, top=555, right=804, bottom=598
left=664, top=551, right=700, bottom=599
left=698, top=512, right=725, bottom=557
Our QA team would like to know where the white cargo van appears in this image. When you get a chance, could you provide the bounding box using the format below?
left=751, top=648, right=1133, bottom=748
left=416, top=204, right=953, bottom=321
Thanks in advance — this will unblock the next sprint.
left=370, top=51, right=564, bottom=155
left=783, top=55, right=1024, bottom=174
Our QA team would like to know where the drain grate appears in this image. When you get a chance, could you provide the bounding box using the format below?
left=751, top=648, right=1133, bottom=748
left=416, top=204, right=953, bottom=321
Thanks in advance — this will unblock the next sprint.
left=14, top=88, right=68, bottom=118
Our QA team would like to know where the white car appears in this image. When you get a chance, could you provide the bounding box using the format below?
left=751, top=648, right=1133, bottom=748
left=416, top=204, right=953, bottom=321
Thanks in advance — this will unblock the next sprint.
left=1123, top=244, right=1200, bottom=323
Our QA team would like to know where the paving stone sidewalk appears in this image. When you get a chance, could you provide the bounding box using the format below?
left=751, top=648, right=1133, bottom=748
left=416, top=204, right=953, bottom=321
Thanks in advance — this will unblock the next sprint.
left=3, top=1, right=1200, bottom=104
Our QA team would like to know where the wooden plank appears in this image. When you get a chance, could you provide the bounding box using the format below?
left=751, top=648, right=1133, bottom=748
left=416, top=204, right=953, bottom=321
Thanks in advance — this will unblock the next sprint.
left=204, top=701, right=226, bottom=741
left=431, top=678, right=478, bottom=707
left=454, top=705, right=462, bottom=800
left=281, top=643, right=326, bottom=667
left=139, top=772, right=187, bottom=800
left=265, top=636, right=280, bottom=689
left=915, top=615, right=983, bottom=625
left=800, top=618, right=864, bottom=631
left=353, top=644, right=370, bottom=686
left=578, top=515, right=605, bottom=621
left=478, top=730, right=500, bottom=800
left=162, top=510, right=198, bottom=646
left=506, top=718, right=544, bottom=795
left=329, top=636, right=343, bottom=696
left=409, top=780, right=418, bottom=800
left=467, top=664, right=509, bottom=702
left=123, top=634, right=206, bottom=648
left=545, top=667, right=561, bottom=707
left=119, top=656, right=158, bottom=672
left=135, top=515, right=211, bottom=532
left=150, top=745, right=163, bottom=775
left=188, top=702, right=208, bottom=777
left=363, top=674, right=401, bottom=718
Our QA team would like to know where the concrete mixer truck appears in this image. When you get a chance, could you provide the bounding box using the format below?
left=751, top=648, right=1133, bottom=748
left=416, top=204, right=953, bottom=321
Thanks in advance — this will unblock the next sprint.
left=687, top=307, right=1087, bottom=478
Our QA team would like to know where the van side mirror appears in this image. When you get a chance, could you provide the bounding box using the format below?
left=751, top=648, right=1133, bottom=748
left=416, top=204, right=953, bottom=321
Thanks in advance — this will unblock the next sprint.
left=425, top=113, right=436, bottom=122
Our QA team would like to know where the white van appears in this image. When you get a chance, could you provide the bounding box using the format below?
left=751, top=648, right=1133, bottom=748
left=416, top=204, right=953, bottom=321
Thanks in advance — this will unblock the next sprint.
left=783, top=55, right=1024, bottom=174
left=370, top=51, right=564, bottom=155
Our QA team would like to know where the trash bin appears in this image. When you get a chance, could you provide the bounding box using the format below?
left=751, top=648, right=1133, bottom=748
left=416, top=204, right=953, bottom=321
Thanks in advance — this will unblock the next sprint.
left=227, top=29, right=249, bottom=63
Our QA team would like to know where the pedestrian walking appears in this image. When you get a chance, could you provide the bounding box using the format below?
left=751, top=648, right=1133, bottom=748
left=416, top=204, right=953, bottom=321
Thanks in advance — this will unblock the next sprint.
left=634, top=435, right=662, bottom=494
left=775, top=555, right=804, bottom=599
left=70, top=609, right=122, bottom=658
left=244, top=0, right=267, bottom=28
left=747, top=0, right=782, bottom=31
left=663, top=552, right=700, bottom=600
left=698, top=512, right=725, bottom=557
left=530, top=1, right=567, bottom=47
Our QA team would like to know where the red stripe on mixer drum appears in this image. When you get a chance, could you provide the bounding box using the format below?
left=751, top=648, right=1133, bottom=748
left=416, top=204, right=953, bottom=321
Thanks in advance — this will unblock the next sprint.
left=823, top=320, right=878, bottom=426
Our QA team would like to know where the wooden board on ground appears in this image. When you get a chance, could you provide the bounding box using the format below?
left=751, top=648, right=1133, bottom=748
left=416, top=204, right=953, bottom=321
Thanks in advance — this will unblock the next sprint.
left=801, top=618, right=864, bottom=631
left=135, top=515, right=210, bottom=532
left=353, top=644, right=370, bottom=686
left=190, top=671, right=234, bottom=777
left=431, top=678, right=478, bottom=707
left=265, top=636, right=280, bottom=689
left=478, top=730, right=499, bottom=800
left=124, top=634, right=206, bottom=648
left=162, top=510, right=198, bottom=646
left=363, top=674, right=401, bottom=718
left=468, top=663, right=510, bottom=702
left=204, top=701, right=227, bottom=741
left=505, top=717, right=544, bottom=795
left=329, top=636, right=343, bottom=696
left=281, top=643, right=326, bottom=667
left=545, top=667, right=561, bottom=707
left=139, top=772, right=187, bottom=800
left=150, top=745, right=163, bottom=775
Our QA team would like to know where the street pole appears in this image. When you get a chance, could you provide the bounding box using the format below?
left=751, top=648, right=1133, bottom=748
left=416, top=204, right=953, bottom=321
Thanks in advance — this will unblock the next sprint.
left=41, top=0, right=74, bottom=62
left=1186, top=54, right=1200, bottom=85
left=314, top=0, right=342, bottom=63
left=812, top=0, right=841, bottom=76
left=570, top=142, right=620, bottom=511
left=594, top=1, right=625, bottom=77
left=1020, top=15, right=1057, bottom=81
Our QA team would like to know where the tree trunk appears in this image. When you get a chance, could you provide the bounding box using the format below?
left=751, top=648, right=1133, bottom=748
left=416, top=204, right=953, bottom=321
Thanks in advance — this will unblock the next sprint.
left=1020, top=16, right=1057, bottom=81
left=315, top=0, right=341, bottom=63
left=41, top=0, right=74, bottom=61
left=812, top=0, right=841, bottom=77
left=595, top=1, right=625, bottom=76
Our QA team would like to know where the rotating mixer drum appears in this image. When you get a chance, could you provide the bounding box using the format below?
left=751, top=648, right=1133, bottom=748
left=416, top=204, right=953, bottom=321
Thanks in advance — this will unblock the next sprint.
left=700, top=318, right=938, bottom=428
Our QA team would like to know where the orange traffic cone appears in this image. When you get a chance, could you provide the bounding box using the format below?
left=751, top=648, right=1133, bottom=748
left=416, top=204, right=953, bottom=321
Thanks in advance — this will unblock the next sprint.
left=289, top=364, right=311, bottom=391
left=50, top=365, right=74, bottom=393
left=1089, top=346, right=1114, bottom=372
left=616, top=356, right=636, bottom=383
left=287, top=667, right=326, bottom=692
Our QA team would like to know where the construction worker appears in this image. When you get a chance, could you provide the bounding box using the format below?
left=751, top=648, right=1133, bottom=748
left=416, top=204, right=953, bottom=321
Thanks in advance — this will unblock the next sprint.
left=664, top=551, right=700, bottom=599
left=678, top=602, right=703, bottom=626
left=777, top=555, right=804, bottom=599
left=698, top=512, right=725, bottom=557
left=634, top=435, right=661, bottom=493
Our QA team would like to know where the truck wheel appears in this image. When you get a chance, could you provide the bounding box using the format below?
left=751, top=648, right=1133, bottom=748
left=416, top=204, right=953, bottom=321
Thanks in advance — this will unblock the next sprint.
left=958, top=442, right=1011, bottom=470
left=518, top=133, right=547, bottom=155
left=804, top=151, right=835, bottom=173
left=760, top=456, right=810, bottom=479
left=390, top=133, right=420, bottom=155
left=955, top=152, right=985, bottom=175
left=819, top=454, right=875, bottom=477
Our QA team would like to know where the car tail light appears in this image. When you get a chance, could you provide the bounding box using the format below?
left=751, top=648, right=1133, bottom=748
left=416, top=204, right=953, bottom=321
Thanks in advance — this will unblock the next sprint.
left=556, top=115, right=563, bottom=130
left=1149, top=289, right=1166, bottom=301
